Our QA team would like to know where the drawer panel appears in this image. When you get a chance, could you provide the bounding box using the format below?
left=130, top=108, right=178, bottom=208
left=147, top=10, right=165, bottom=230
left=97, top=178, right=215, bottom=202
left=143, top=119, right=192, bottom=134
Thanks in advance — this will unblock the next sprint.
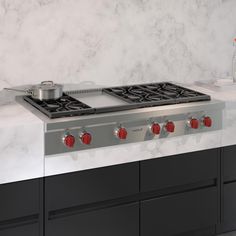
left=141, top=149, right=218, bottom=192
left=223, top=145, right=236, bottom=182
left=0, top=179, right=40, bottom=221
left=141, top=187, right=217, bottom=236
left=45, top=162, right=139, bottom=211
left=46, top=203, right=139, bottom=236
left=0, top=223, right=39, bottom=236
left=223, top=182, right=236, bottom=223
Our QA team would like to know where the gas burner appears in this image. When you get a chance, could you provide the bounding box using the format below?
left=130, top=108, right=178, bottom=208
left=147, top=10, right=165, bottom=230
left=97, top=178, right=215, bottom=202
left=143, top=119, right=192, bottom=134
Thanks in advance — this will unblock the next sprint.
left=65, top=101, right=90, bottom=110
left=23, top=82, right=211, bottom=119
left=104, top=85, right=173, bottom=104
left=104, top=82, right=210, bottom=105
left=23, top=94, right=93, bottom=118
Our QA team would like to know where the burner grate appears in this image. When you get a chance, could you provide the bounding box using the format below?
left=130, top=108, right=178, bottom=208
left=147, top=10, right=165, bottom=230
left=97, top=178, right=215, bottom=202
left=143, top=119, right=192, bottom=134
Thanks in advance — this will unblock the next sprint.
left=24, top=94, right=95, bottom=118
left=23, top=82, right=211, bottom=119
left=103, top=82, right=210, bottom=105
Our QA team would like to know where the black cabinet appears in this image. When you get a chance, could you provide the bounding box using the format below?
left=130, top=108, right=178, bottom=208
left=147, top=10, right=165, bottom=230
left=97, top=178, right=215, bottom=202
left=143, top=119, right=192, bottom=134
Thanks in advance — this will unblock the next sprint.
left=0, top=147, right=223, bottom=236
left=141, top=187, right=217, bottom=236
left=0, top=179, right=40, bottom=221
left=45, top=162, right=139, bottom=211
left=45, top=162, right=139, bottom=236
left=220, top=145, right=236, bottom=233
left=223, top=145, right=236, bottom=182
left=0, top=179, right=41, bottom=236
left=46, top=203, right=139, bottom=236
left=0, top=223, right=39, bottom=236
left=141, top=149, right=218, bottom=192
left=223, top=182, right=236, bottom=223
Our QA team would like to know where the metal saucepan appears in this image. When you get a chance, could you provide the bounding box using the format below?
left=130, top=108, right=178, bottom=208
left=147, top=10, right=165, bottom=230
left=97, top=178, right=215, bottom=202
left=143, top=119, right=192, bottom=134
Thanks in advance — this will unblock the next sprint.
left=4, top=81, right=63, bottom=101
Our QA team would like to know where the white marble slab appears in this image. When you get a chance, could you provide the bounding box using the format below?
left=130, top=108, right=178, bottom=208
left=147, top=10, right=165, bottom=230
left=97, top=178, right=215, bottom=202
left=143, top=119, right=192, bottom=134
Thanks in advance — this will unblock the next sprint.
left=0, top=0, right=236, bottom=89
left=0, top=101, right=44, bottom=184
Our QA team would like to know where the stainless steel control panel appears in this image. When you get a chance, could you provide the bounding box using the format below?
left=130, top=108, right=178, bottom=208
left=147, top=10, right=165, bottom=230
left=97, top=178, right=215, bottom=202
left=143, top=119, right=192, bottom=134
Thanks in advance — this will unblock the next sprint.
left=44, top=100, right=224, bottom=155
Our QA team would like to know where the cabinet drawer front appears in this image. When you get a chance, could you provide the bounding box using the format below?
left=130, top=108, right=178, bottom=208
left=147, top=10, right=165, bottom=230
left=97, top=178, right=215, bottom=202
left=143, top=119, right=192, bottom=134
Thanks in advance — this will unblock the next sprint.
left=45, top=162, right=139, bottom=211
left=224, top=182, right=236, bottom=223
left=0, top=179, right=40, bottom=221
left=141, top=187, right=217, bottom=236
left=0, top=223, right=39, bottom=236
left=223, top=145, right=236, bottom=182
left=46, top=203, right=139, bottom=236
left=141, top=149, right=218, bottom=192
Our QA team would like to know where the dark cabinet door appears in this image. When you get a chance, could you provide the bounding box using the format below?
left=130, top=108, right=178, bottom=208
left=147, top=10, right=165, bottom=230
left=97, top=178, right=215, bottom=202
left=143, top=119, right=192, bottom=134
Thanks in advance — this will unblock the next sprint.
left=223, top=182, right=236, bottom=225
left=141, top=149, right=218, bottom=192
left=45, top=162, right=139, bottom=212
left=0, top=179, right=40, bottom=222
left=46, top=203, right=139, bottom=236
left=223, top=145, right=236, bottom=182
left=141, top=187, right=217, bottom=236
left=219, top=145, right=236, bottom=233
left=0, top=223, right=39, bottom=236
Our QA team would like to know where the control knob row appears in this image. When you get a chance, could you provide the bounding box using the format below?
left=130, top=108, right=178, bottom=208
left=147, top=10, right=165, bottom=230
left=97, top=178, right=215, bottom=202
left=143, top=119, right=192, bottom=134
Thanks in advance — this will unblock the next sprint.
left=63, top=132, right=92, bottom=148
left=188, top=116, right=212, bottom=129
left=63, top=116, right=212, bottom=148
left=114, top=124, right=173, bottom=139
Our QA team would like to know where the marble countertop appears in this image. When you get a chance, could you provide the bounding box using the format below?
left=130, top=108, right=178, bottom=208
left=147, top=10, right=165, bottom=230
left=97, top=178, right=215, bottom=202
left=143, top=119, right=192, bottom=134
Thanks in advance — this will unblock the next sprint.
left=0, top=92, right=44, bottom=184
left=1, top=82, right=236, bottom=184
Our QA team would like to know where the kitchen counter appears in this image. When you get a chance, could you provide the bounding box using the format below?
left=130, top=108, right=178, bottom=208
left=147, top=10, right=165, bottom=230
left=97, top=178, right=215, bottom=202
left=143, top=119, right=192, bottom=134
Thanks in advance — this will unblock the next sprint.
left=1, top=82, right=236, bottom=184
left=0, top=96, right=44, bottom=184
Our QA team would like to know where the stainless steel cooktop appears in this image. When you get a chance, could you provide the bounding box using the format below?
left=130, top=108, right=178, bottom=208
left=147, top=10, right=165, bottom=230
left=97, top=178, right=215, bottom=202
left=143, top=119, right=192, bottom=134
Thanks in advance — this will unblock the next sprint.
left=23, top=82, right=210, bottom=119
left=17, top=82, right=225, bottom=155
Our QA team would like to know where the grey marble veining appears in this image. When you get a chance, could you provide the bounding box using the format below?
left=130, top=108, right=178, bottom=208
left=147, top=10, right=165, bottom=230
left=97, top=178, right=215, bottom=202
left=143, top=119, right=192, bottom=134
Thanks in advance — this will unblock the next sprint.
left=0, top=0, right=236, bottom=89
left=0, top=98, right=44, bottom=184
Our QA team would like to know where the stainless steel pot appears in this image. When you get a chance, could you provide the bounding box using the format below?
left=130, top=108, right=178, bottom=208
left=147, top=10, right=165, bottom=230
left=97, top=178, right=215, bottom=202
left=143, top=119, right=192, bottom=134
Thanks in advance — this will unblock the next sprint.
left=4, top=81, right=63, bottom=101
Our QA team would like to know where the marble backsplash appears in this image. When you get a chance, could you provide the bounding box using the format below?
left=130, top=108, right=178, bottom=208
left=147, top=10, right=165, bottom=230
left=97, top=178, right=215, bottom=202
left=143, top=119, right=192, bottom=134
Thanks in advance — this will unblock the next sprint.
left=0, top=0, right=236, bottom=90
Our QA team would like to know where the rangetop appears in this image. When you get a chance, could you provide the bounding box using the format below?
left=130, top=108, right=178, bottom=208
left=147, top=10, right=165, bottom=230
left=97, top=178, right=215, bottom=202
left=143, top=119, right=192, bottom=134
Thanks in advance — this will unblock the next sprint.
left=17, top=82, right=225, bottom=155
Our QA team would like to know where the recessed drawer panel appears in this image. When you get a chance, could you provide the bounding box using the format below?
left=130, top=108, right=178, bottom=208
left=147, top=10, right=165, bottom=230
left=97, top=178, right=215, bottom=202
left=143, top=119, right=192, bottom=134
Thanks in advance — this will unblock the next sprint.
left=0, top=223, right=39, bottom=236
left=141, top=149, right=218, bottom=192
left=141, top=187, right=217, bottom=236
left=45, top=162, right=139, bottom=211
left=46, top=203, right=139, bottom=236
left=223, top=182, right=236, bottom=223
left=0, top=179, right=40, bottom=222
left=223, top=145, right=236, bottom=182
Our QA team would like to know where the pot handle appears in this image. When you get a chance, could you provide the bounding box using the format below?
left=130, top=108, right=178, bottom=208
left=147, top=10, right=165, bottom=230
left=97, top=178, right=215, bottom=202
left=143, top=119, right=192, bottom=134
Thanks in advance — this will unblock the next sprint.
left=4, top=88, right=33, bottom=95
left=41, top=81, right=54, bottom=86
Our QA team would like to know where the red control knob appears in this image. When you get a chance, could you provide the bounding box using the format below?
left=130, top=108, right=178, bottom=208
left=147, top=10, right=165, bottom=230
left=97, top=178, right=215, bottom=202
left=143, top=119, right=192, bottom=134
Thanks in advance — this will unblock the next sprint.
left=151, top=123, right=161, bottom=135
left=189, top=118, right=199, bottom=129
left=64, top=135, right=75, bottom=148
left=116, top=127, right=128, bottom=140
left=80, top=132, right=92, bottom=145
left=203, top=116, right=212, bottom=127
left=165, top=121, right=175, bottom=133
